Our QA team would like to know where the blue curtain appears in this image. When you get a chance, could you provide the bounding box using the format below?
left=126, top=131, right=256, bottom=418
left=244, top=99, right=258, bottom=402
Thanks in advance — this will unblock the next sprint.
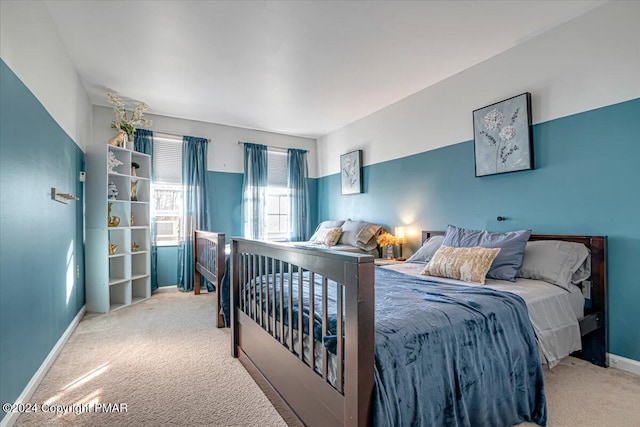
left=287, top=148, right=309, bottom=241
left=177, top=135, right=210, bottom=292
left=133, top=129, right=158, bottom=292
left=241, top=143, right=268, bottom=239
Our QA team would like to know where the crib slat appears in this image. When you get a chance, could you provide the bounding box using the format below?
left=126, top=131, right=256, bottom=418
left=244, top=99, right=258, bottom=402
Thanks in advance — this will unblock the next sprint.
left=251, top=255, right=257, bottom=321
left=272, top=258, right=277, bottom=339
left=279, top=260, right=285, bottom=344
left=262, top=257, right=271, bottom=332
left=242, top=254, right=247, bottom=314
left=336, top=283, right=344, bottom=393
left=238, top=254, right=245, bottom=311
left=258, top=256, right=264, bottom=328
left=309, top=272, right=315, bottom=371
left=288, top=265, right=293, bottom=352
left=298, top=267, right=304, bottom=360
left=322, top=277, right=328, bottom=381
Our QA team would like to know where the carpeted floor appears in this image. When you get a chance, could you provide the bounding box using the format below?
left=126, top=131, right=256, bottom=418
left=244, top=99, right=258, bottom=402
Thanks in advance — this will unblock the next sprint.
left=15, top=287, right=640, bottom=426
left=16, top=288, right=286, bottom=427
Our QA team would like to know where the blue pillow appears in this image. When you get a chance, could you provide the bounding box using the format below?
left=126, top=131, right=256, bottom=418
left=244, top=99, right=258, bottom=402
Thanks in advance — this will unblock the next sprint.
left=406, top=235, right=444, bottom=263
left=442, top=224, right=532, bottom=281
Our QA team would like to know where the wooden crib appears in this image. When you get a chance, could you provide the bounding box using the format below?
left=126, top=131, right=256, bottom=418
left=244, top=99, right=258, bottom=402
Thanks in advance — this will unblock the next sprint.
left=193, top=230, right=226, bottom=328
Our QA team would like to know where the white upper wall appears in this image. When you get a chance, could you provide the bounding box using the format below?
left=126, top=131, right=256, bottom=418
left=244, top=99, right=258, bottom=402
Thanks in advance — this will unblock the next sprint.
left=92, top=106, right=318, bottom=176
left=0, top=0, right=92, bottom=150
left=317, top=1, right=640, bottom=177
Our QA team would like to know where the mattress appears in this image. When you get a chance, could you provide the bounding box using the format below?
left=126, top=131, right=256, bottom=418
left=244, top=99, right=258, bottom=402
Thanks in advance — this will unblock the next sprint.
left=382, top=262, right=584, bottom=367
left=288, top=241, right=377, bottom=255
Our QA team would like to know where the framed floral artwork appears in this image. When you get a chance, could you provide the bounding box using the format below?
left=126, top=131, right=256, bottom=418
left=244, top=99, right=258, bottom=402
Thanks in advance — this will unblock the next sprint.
left=340, top=150, right=363, bottom=195
left=473, top=93, right=534, bottom=177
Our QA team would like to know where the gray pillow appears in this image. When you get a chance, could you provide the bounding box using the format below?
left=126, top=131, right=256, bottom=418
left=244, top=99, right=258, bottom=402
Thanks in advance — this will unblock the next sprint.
left=355, top=224, right=382, bottom=251
left=406, top=235, right=444, bottom=263
left=309, top=220, right=345, bottom=242
left=339, top=220, right=379, bottom=249
left=442, top=224, right=531, bottom=281
left=571, top=252, right=591, bottom=284
left=516, top=240, right=590, bottom=290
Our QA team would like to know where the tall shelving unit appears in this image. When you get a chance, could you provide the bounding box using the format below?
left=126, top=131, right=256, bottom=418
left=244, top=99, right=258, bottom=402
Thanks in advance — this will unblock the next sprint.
left=85, top=143, right=152, bottom=313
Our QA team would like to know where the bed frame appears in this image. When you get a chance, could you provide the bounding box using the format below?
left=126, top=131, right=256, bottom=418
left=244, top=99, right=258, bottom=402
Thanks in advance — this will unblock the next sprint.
left=423, top=231, right=608, bottom=367
left=194, top=230, right=226, bottom=328
left=230, top=232, right=607, bottom=426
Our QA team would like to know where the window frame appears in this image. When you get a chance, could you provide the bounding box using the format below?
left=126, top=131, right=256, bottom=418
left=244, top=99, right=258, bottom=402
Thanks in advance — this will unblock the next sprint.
left=266, top=149, right=291, bottom=241
left=151, top=135, right=184, bottom=246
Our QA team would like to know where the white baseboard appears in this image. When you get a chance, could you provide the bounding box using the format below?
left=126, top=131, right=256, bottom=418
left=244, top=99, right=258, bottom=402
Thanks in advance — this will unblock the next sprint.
left=1, top=306, right=86, bottom=427
left=607, top=352, right=640, bottom=376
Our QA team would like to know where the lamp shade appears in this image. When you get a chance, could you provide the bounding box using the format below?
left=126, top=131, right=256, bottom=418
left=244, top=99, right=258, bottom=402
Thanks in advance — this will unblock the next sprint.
left=395, top=227, right=407, bottom=244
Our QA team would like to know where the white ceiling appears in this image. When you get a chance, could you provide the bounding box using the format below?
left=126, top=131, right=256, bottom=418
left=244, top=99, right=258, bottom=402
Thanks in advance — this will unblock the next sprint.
left=45, top=1, right=604, bottom=139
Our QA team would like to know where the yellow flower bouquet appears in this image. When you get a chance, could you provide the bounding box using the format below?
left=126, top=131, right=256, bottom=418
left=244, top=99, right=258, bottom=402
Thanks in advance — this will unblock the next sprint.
left=377, top=231, right=397, bottom=246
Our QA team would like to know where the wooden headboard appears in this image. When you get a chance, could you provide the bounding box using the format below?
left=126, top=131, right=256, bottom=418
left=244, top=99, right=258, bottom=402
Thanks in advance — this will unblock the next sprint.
left=422, top=230, right=608, bottom=366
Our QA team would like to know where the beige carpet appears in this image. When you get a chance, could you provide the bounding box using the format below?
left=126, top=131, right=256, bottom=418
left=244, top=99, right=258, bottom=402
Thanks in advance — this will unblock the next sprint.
left=16, top=288, right=640, bottom=426
left=16, top=288, right=286, bottom=427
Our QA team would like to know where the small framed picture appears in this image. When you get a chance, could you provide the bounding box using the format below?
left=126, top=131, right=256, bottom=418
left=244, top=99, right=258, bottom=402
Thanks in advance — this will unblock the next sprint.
left=473, top=92, right=534, bottom=177
left=340, top=150, right=363, bottom=195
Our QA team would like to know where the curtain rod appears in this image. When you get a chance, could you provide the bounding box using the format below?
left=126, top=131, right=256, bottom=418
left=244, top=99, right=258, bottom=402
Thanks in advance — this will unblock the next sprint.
left=154, top=131, right=211, bottom=143
left=237, top=140, right=307, bottom=153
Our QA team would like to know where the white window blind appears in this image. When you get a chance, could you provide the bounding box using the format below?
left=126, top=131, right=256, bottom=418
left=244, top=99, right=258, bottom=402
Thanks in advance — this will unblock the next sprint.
left=267, top=150, right=288, bottom=188
left=153, top=136, right=182, bottom=184
left=266, top=149, right=290, bottom=240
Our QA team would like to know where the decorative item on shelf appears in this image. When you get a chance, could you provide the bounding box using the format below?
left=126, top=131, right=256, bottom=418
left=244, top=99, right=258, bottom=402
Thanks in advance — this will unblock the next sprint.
left=108, top=122, right=126, bottom=147
left=395, top=226, right=408, bottom=261
left=377, top=231, right=397, bottom=260
left=108, top=182, right=118, bottom=200
left=130, top=179, right=138, bottom=201
left=131, top=242, right=140, bottom=252
left=107, top=202, right=120, bottom=227
left=109, top=242, right=118, bottom=256
left=131, top=161, right=140, bottom=176
left=130, top=211, right=134, bottom=226
left=107, top=92, right=153, bottom=147
left=107, top=151, right=123, bottom=173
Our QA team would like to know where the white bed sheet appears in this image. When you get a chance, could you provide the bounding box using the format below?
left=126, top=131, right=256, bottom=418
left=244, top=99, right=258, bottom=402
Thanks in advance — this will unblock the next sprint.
left=381, top=262, right=583, bottom=368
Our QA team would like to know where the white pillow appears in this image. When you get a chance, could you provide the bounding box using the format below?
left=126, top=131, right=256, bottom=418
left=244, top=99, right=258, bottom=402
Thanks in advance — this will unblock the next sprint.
left=312, top=227, right=343, bottom=246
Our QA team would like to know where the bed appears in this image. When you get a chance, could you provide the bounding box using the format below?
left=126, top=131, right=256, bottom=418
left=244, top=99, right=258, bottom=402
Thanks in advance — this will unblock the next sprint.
left=290, top=219, right=384, bottom=256
left=193, top=230, right=227, bottom=328
left=229, top=230, right=607, bottom=426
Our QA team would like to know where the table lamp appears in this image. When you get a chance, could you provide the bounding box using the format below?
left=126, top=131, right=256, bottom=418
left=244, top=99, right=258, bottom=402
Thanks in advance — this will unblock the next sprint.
left=395, top=226, right=408, bottom=261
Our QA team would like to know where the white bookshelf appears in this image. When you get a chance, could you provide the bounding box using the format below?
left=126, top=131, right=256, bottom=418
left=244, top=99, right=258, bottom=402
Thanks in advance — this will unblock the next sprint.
left=85, top=143, right=152, bottom=313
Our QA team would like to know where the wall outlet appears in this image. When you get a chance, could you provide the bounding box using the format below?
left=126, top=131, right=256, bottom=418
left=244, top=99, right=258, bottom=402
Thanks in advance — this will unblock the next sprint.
left=582, top=280, right=592, bottom=299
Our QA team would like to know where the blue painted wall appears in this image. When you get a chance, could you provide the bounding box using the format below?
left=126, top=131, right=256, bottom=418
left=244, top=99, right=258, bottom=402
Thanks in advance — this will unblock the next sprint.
left=157, top=246, right=178, bottom=287
left=207, top=171, right=243, bottom=238
left=0, top=60, right=86, bottom=406
left=317, top=98, right=640, bottom=362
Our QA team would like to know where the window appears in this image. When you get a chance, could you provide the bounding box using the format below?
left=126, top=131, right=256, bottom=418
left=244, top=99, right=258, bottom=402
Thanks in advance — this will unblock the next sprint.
left=152, top=136, right=183, bottom=246
left=266, top=150, right=290, bottom=241
left=153, top=184, right=183, bottom=245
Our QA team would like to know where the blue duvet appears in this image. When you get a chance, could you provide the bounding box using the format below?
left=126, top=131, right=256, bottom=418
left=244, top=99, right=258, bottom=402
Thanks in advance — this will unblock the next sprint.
left=371, top=268, right=546, bottom=426
left=240, top=266, right=547, bottom=426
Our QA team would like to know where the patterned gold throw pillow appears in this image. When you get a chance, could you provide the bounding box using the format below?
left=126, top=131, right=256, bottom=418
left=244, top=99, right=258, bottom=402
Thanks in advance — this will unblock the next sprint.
left=421, top=245, right=501, bottom=285
left=312, top=227, right=343, bottom=246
